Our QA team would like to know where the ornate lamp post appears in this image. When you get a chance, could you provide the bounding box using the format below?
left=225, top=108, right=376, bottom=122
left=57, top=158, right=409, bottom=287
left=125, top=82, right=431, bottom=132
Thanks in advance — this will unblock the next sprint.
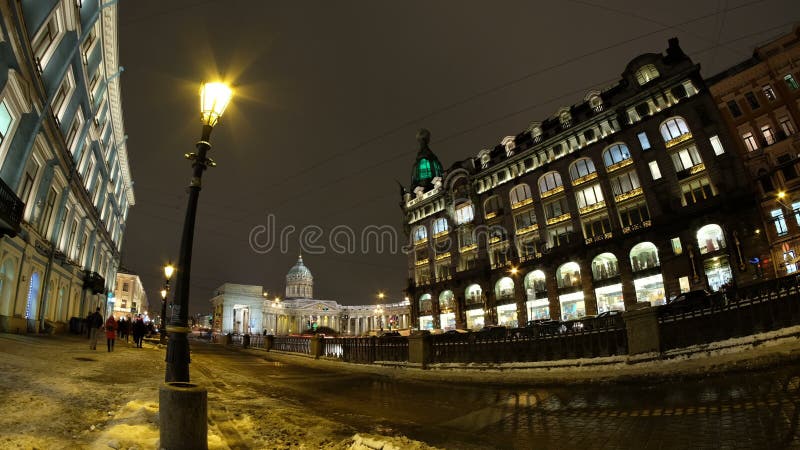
left=160, top=262, right=174, bottom=344
left=165, top=82, right=232, bottom=383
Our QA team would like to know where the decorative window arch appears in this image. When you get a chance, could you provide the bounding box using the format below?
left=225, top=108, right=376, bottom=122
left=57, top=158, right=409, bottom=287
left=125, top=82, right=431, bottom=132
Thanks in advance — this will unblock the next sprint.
left=635, top=64, right=660, bottom=85
left=660, top=116, right=691, bottom=142
left=585, top=90, right=603, bottom=111
left=432, top=218, right=449, bottom=236
left=524, top=270, right=547, bottom=300
left=697, top=224, right=726, bottom=255
left=602, top=143, right=632, bottom=168
left=439, top=290, right=455, bottom=310
left=501, top=136, right=515, bottom=156
left=528, top=122, right=543, bottom=141
left=413, top=225, right=427, bottom=243
left=484, top=195, right=501, bottom=218
left=630, top=242, right=660, bottom=271
left=569, top=157, right=597, bottom=182
left=509, top=183, right=532, bottom=206
left=465, top=284, right=482, bottom=303
left=495, top=277, right=515, bottom=300
left=478, top=149, right=491, bottom=169
left=592, top=253, right=619, bottom=280
left=538, top=171, right=563, bottom=195
left=419, top=293, right=432, bottom=311
left=558, top=107, right=572, bottom=127
left=556, top=262, right=581, bottom=288
left=451, top=176, right=469, bottom=199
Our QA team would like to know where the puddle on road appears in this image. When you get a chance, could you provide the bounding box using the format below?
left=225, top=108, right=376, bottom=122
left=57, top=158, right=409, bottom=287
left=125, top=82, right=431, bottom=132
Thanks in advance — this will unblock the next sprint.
left=74, top=357, right=97, bottom=362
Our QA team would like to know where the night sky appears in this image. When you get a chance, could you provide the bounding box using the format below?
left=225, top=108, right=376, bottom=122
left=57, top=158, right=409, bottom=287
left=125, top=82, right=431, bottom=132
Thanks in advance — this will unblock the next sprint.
left=117, top=1, right=799, bottom=314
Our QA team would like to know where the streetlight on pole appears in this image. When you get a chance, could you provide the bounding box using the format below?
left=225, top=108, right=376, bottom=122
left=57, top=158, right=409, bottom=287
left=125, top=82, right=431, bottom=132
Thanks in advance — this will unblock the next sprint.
left=164, top=81, right=232, bottom=383
left=159, top=82, right=232, bottom=450
left=161, top=262, right=175, bottom=344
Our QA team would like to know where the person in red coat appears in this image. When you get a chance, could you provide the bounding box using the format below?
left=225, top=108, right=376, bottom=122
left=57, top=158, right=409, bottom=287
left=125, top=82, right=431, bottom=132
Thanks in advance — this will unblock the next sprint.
left=105, top=316, right=117, bottom=352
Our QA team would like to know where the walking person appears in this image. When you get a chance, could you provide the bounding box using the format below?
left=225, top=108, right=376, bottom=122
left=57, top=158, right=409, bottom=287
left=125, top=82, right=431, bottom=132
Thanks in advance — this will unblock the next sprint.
left=105, top=315, right=117, bottom=352
left=133, top=316, right=146, bottom=348
left=88, top=307, right=103, bottom=350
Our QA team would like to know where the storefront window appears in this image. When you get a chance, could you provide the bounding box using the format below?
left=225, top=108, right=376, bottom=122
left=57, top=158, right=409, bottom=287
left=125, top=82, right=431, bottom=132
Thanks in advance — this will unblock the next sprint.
left=559, top=292, right=585, bottom=320
left=524, top=270, right=547, bottom=300
left=704, top=256, right=732, bottom=292
left=496, top=303, right=518, bottom=328
left=634, top=274, right=665, bottom=306
left=556, top=262, right=581, bottom=288
left=526, top=299, right=550, bottom=320
left=419, top=315, right=434, bottom=330
left=466, top=308, right=485, bottom=330
left=419, top=294, right=432, bottom=312
left=595, top=284, right=624, bottom=313
left=439, top=312, right=456, bottom=331
left=592, top=253, right=619, bottom=280
left=697, top=224, right=726, bottom=255
left=630, top=242, right=660, bottom=272
left=439, top=290, right=454, bottom=311
left=465, top=284, right=482, bottom=304
left=495, top=277, right=515, bottom=301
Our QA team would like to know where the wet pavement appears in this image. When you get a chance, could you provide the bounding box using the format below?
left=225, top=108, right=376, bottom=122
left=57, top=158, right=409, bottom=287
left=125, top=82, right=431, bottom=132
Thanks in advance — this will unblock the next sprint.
left=190, top=341, right=800, bottom=449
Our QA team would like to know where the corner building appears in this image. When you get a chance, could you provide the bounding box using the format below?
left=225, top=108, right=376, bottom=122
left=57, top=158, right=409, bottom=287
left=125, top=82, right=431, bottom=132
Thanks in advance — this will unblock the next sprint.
left=0, top=1, right=134, bottom=333
left=402, top=39, right=767, bottom=331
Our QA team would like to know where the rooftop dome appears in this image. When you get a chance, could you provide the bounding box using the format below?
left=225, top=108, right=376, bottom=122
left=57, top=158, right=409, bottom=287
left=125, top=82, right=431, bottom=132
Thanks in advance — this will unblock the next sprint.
left=286, top=255, right=313, bottom=299
left=410, top=129, right=443, bottom=189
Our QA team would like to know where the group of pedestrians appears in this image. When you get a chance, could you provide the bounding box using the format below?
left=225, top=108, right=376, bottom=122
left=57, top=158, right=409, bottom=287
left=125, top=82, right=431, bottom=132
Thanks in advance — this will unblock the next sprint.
left=86, top=308, right=149, bottom=351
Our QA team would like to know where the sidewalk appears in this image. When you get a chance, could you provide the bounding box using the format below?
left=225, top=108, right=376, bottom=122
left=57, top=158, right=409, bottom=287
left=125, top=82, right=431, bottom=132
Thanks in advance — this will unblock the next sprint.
left=236, top=325, right=800, bottom=386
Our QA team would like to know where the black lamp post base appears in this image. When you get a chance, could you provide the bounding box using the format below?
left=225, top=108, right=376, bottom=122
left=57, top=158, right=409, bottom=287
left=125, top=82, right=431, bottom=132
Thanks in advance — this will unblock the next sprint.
left=165, top=328, right=191, bottom=383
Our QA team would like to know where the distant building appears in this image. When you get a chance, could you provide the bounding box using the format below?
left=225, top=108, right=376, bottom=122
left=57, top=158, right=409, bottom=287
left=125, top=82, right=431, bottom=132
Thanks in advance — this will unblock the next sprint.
left=0, top=1, right=134, bottom=333
left=111, top=270, right=147, bottom=320
left=707, top=25, right=800, bottom=279
left=400, top=39, right=768, bottom=331
left=210, top=256, right=411, bottom=336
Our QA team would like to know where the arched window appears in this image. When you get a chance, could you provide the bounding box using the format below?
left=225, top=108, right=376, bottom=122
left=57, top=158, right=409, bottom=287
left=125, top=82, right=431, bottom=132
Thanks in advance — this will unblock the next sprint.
left=0, top=258, right=16, bottom=316
left=524, top=270, right=547, bottom=300
left=509, top=183, right=532, bottom=206
left=413, top=225, right=427, bottom=243
left=465, top=284, right=482, bottom=304
left=439, top=290, right=455, bottom=310
left=603, top=143, right=632, bottom=168
left=538, top=171, right=563, bottom=195
left=556, top=262, right=581, bottom=288
left=451, top=176, right=469, bottom=200
left=484, top=196, right=501, bottom=218
left=697, top=224, right=726, bottom=255
left=419, top=293, right=432, bottom=311
left=635, top=64, right=660, bottom=85
left=630, top=242, right=660, bottom=272
left=495, top=277, right=515, bottom=300
left=432, top=218, right=449, bottom=236
left=660, top=117, right=690, bottom=142
left=501, top=136, right=515, bottom=156
left=454, top=202, right=474, bottom=225
left=569, top=157, right=597, bottom=182
left=417, top=159, right=433, bottom=179
left=592, top=253, right=619, bottom=280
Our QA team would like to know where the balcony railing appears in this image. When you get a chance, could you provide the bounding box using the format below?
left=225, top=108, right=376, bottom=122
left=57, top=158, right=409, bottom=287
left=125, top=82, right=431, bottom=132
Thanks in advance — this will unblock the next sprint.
left=0, top=177, right=24, bottom=238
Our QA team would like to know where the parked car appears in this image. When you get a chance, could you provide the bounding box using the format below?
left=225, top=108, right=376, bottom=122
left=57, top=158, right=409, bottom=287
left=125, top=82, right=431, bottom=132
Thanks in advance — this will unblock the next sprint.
left=477, top=325, right=508, bottom=338
left=378, top=331, right=401, bottom=337
left=443, top=329, right=469, bottom=335
left=596, top=310, right=622, bottom=319
left=526, top=319, right=561, bottom=335
left=665, top=289, right=722, bottom=312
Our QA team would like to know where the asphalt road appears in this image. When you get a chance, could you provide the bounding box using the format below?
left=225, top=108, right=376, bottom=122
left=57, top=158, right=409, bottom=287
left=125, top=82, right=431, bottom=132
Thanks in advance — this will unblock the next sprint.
left=189, top=341, right=800, bottom=449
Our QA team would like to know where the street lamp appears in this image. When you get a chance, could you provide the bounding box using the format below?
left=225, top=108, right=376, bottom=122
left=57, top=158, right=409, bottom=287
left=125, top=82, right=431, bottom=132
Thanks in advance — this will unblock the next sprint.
left=165, top=81, right=232, bottom=383
left=160, top=262, right=174, bottom=344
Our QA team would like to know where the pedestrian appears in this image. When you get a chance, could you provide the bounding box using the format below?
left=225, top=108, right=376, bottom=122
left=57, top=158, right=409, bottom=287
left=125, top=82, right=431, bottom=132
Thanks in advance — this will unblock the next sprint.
left=85, top=312, right=93, bottom=339
left=105, top=315, right=117, bottom=352
left=88, top=307, right=103, bottom=350
left=132, top=315, right=146, bottom=348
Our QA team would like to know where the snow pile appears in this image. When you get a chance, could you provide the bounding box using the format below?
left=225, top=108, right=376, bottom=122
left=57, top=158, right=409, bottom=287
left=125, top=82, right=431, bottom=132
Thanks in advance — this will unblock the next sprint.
left=350, top=433, right=440, bottom=450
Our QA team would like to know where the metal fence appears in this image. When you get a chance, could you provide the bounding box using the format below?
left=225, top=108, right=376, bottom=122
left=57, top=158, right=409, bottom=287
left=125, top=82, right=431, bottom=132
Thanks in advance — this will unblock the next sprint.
left=659, top=275, right=800, bottom=351
left=322, top=336, right=409, bottom=363
left=272, top=336, right=311, bottom=354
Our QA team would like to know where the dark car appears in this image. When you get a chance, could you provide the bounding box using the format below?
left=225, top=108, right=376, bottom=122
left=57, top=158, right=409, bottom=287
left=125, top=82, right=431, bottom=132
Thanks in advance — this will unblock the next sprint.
left=665, top=289, right=721, bottom=312
left=477, top=325, right=508, bottom=338
left=378, top=331, right=401, bottom=337
left=526, top=319, right=561, bottom=335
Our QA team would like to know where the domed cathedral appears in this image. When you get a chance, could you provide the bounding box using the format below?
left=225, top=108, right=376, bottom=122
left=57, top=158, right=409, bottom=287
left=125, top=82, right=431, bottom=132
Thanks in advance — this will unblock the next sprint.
left=285, top=255, right=313, bottom=299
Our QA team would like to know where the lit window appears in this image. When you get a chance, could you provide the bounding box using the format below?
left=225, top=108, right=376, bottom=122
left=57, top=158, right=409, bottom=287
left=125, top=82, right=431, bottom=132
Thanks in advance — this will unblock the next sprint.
left=432, top=218, right=449, bottom=235
left=569, top=158, right=596, bottom=181
left=680, top=177, right=716, bottom=206
left=762, top=85, right=777, bottom=101
left=0, top=100, right=11, bottom=145
left=679, top=276, right=690, bottom=293
left=513, top=209, right=537, bottom=231
left=602, top=143, right=632, bottom=168
left=745, top=92, right=760, bottom=110
left=610, top=171, right=641, bottom=196
left=709, top=135, right=725, bottom=155
left=772, top=209, right=788, bottom=236
left=726, top=100, right=742, bottom=118
left=635, top=64, right=660, bottom=85
left=575, top=184, right=604, bottom=210
left=637, top=132, right=651, bottom=150
left=454, top=203, right=474, bottom=225
left=793, top=201, right=800, bottom=226
left=660, top=117, right=690, bottom=142
left=742, top=132, right=758, bottom=152
left=697, top=224, right=726, bottom=254
left=761, top=124, right=776, bottom=145
left=31, top=7, right=64, bottom=69
left=786, top=74, right=799, bottom=91
left=483, top=196, right=501, bottom=218
left=649, top=161, right=662, bottom=180
left=670, top=144, right=703, bottom=172
left=671, top=237, right=682, bottom=255
left=538, top=171, right=563, bottom=194
left=509, top=184, right=532, bottom=205
left=413, top=226, right=427, bottom=243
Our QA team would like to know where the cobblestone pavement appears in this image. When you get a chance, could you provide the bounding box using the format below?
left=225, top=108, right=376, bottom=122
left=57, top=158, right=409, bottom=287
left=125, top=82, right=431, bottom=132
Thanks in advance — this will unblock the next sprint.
left=191, top=342, right=800, bottom=449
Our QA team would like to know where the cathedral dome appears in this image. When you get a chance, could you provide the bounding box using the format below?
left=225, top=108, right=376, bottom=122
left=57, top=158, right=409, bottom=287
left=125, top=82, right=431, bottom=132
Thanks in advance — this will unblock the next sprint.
left=410, top=129, right=443, bottom=189
left=285, top=255, right=313, bottom=299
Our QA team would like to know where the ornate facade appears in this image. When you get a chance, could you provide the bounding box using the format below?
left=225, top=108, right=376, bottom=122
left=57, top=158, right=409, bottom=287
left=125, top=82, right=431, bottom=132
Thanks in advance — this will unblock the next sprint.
left=401, top=39, right=768, bottom=331
left=0, top=1, right=134, bottom=333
